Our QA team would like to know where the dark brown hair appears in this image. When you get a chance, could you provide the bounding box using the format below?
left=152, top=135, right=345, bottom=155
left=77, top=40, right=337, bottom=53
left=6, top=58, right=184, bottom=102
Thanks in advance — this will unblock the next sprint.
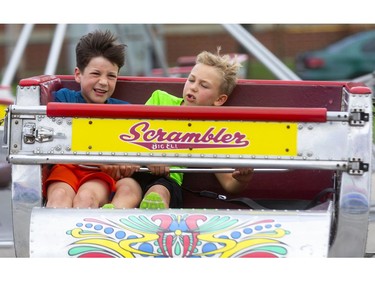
left=75, top=29, right=126, bottom=72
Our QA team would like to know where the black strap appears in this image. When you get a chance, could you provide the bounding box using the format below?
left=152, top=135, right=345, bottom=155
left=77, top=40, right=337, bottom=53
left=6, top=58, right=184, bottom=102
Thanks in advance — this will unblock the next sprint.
left=182, top=187, right=268, bottom=209
left=182, top=186, right=335, bottom=210
left=303, top=187, right=335, bottom=210
left=225, top=196, right=270, bottom=209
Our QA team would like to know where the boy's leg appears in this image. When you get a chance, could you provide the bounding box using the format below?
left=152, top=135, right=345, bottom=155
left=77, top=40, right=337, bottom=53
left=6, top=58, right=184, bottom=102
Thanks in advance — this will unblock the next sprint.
left=73, top=179, right=110, bottom=208
left=46, top=182, right=76, bottom=208
left=108, top=178, right=142, bottom=208
left=140, top=184, right=170, bottom=209
left=44, top=164, right=78, bottom=208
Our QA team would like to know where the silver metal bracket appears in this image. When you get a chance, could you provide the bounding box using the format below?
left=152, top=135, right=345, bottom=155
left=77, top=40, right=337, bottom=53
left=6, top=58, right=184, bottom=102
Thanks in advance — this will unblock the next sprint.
left=349, top=109, right=369, bottom=126
left=348, top=158, right=369, bottom=175
left=23, top=122, right=55, bottom=144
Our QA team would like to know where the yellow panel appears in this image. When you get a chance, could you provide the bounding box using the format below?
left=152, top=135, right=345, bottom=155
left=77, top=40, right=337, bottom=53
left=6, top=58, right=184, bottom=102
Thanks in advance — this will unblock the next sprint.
left=0, top=104, right=7, bottom=125
left=72, top=119, right=297, bottom=156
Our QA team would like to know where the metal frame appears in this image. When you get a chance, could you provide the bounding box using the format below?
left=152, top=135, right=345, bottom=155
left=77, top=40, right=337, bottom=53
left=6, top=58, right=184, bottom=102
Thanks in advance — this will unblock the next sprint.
left=3, top=79, right=373, bottom=257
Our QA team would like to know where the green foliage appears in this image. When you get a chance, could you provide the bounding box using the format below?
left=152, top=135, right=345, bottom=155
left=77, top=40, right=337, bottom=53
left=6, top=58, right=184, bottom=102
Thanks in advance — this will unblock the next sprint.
left=247, top=58, right=295, bottom=80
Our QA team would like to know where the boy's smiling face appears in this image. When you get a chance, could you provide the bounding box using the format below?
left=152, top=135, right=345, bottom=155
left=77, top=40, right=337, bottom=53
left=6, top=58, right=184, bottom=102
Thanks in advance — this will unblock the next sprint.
left=182, top=63, right=228, bottom=106
left=74, top=56, right=119, bottom=104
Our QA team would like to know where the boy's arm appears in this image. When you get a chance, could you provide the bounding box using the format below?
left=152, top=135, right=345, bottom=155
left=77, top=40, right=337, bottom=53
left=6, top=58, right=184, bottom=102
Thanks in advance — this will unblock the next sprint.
left=214, top=168, right=254, bottom=194
left=147, top=164, right=170, bottom=176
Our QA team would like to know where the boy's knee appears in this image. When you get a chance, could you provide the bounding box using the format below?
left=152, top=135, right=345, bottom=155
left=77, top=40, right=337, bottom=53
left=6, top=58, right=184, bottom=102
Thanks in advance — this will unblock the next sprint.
left=46, top=187, right=74, bottom=208
left=73, top=189, right=97, bottom=207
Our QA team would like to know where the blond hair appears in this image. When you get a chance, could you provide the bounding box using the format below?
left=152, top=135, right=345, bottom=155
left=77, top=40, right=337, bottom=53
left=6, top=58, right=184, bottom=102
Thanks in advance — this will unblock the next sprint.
left=195, top=46, right=242, bottom=96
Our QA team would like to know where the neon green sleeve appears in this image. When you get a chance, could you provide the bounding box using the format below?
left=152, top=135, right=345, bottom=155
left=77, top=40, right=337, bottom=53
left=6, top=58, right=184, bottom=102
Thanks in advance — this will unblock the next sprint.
left=145, top=90, right=183, bottom=106
left=145, top=90, right=184, bottom=185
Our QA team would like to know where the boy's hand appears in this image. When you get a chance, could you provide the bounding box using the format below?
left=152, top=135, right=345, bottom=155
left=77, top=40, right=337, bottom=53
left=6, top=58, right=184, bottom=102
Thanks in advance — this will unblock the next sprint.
left=232, top=168, right=254, bottom=184
left=100, top=164, right=140, bottom=180
left=147, top=164, right=170, bottom=176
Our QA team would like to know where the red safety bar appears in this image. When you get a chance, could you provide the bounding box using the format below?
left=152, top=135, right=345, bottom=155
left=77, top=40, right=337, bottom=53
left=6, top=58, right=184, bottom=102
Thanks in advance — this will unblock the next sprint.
left=47, top=102, right=327, bottom=122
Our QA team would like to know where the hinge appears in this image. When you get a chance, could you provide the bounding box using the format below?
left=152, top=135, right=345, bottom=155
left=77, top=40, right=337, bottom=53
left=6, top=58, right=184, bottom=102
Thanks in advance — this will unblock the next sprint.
left=23, top=122, right=56, bottom=144
left=349, top=109, right=369, bottom=126
left=348, top=158, right=369, bottom=175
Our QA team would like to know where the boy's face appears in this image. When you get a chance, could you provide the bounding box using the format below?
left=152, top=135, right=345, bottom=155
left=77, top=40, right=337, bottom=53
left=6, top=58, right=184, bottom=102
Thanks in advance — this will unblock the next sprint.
left=74, top=56, right=119, bottom=104
left=182, top=63, right=227, bottom=106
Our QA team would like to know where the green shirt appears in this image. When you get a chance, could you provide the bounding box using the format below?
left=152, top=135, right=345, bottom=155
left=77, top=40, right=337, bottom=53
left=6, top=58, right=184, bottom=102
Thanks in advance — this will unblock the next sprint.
left=145, top=90, right=184, bottom=106
left=145, top=90, right=184, bottom=185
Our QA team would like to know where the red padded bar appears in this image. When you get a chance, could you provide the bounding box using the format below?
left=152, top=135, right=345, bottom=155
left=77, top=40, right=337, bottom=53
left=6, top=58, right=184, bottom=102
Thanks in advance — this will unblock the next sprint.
left=346, top=82, right=372, bottom=94
left=47, top=102, right=327, bottom=122
left=19, top=75, right=60, bottom=87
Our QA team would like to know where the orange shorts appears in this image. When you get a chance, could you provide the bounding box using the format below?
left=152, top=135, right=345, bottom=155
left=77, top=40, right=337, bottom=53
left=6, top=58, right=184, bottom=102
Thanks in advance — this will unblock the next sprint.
left=44, top=164, right=116, bottom=197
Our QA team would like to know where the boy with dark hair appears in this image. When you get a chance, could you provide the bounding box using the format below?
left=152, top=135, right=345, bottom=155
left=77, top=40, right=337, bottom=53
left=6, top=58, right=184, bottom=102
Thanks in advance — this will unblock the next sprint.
left=44, top=30, right=137, bottom=208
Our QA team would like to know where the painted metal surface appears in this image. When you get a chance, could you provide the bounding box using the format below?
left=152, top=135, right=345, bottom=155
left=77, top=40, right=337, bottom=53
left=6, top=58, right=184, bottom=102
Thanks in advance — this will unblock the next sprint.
left=3, top=76, right=374, bottom=257
left=30, top=205, right=332, bottom=258
left=7, top=105, right=353, bottom=169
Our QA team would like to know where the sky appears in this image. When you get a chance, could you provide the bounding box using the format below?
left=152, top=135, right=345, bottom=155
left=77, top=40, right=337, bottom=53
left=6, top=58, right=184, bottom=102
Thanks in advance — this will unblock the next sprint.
left=2, top=0, right=374, bottom=24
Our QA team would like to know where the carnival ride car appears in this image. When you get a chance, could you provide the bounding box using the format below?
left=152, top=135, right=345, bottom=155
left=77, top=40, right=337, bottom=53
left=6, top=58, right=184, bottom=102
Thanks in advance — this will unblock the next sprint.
left=1, top=73, right=374, bottom=257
